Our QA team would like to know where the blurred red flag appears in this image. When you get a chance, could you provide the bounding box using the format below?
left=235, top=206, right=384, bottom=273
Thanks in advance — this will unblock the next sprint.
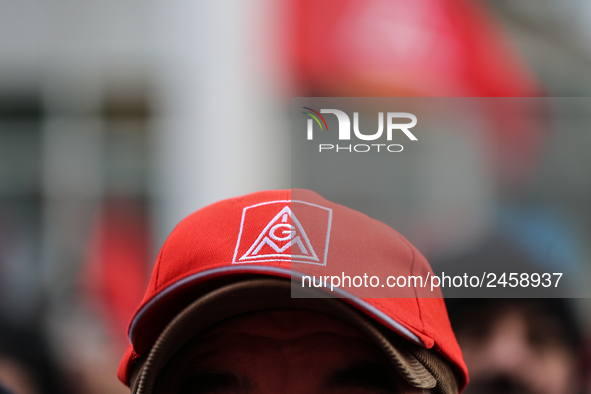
left=288, top=0, right=540, bottom=97
left=286, top=0, right=546, bottom=186
left=83, top=198, right=151, bottom=345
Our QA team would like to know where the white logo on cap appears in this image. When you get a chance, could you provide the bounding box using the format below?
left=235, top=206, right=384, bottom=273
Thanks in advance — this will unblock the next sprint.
left=239, top=206, right=318, bottom=263
left=232, top=200, right=332, bottom=266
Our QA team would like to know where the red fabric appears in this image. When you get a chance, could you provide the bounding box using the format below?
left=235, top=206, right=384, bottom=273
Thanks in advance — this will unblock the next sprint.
left=83, top=199, right=150, bottom=345
left=286, top=0, right=546, bottom=188
left=118, top=189, right=468, bottom=390
left=287, top=0, right=540, bottom=97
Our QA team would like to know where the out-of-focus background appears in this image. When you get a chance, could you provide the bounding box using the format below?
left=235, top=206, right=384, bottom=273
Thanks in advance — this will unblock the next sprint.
left=0, top=0, right=590, bottom=393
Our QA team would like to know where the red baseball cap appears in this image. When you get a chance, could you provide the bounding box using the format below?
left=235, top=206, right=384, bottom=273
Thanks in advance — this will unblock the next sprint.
left=119, top=189, right=468, bottom=391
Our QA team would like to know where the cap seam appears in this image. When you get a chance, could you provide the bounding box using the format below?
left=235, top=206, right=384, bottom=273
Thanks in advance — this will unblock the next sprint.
left=154, top=247, right=162, bottom=290
left=407, top=240, right=427, bottom=335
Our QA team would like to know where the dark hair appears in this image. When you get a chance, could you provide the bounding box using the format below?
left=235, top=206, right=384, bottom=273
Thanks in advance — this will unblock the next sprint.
left=0, top=315, right=71, bottom=394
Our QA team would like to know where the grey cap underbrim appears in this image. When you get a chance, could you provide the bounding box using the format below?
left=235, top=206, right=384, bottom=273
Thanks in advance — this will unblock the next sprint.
left=130, top=278, right=457, bottom=394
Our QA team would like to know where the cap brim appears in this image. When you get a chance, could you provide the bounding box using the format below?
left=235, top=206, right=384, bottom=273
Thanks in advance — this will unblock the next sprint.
left=127, top=266, right=423, bottom=352
left=130, top=278, right=456, bottom=394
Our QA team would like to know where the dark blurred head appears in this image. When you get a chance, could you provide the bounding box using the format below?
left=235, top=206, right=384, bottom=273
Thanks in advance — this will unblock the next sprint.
left=446, top=297, right=582, bottom=394
left=0, top=316, right=70, bottom=394
left=436, top=234, right=584, bottom=394
left=0, top=382, right=13, bottom=394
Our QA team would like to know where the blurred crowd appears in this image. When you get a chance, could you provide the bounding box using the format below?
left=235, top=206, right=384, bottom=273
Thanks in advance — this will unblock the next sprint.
left=1, top=0, right=591, bottom=393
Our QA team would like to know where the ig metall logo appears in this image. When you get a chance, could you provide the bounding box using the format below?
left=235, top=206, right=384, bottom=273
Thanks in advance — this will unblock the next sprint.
left=302, top=107, right=417, bottom=153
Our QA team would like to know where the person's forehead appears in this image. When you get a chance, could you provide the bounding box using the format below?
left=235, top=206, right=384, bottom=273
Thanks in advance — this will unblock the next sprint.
left=165, top=308, right=392, bottom=378
left=196, top=308, right=373, bottom=342
left=156, top=308, right=413, bottom=393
